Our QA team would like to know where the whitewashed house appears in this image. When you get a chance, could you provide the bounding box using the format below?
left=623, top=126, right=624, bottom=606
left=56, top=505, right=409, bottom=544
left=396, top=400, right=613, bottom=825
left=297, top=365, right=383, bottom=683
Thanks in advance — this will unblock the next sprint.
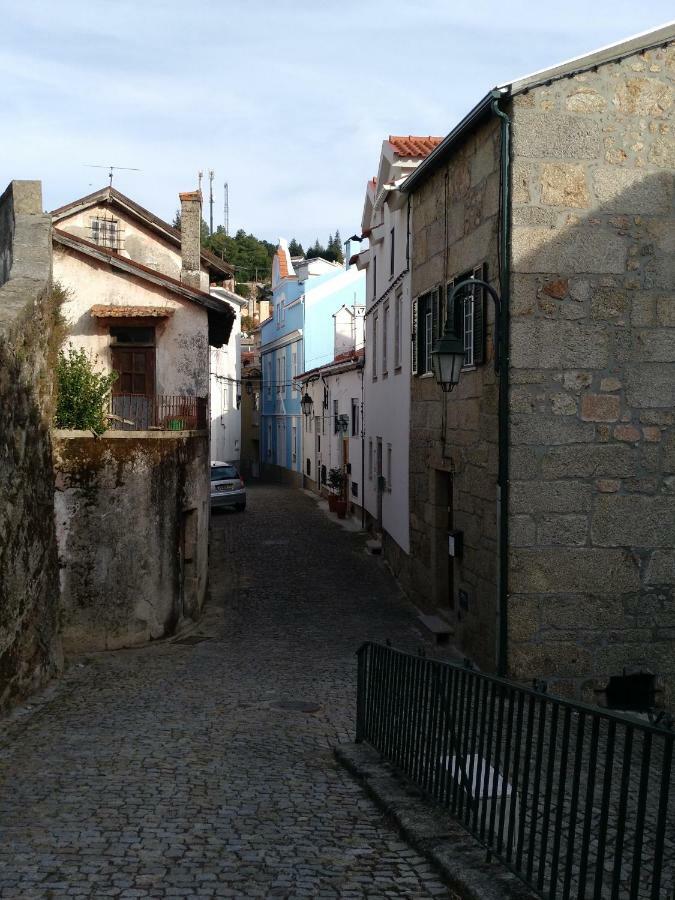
left=210, top=286, right=247, bottom=466
left=352, top=136, right=442, bottom=571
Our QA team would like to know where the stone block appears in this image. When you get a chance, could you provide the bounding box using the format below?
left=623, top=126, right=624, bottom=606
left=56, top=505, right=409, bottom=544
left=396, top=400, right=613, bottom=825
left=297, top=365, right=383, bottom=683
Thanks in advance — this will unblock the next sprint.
left=643, top=426, right=661, bottom=442
left=656, top=297, right=675, bottom=327
left=613, top=424, right=640, bottom=442
left=597, top=479, right=621, bottom=492
left=509, top=548, right=640, bottom=594
left=540, top=443, right=637, bottom=479
left=634, top=329, right=675, bottom=363
left=593, top=168, right=672, bottom=213
left=512, top=206, right=559, bottom=228
left=510, top=413, right=595, bottom=446
left=470, top=138, right=497, bottom=187
left=581, top=393, right=620, bottom=422
left=511, top=515, right=536, bottom=547
left=566, top=88, right=606, bottom=113
left=649, top=135, right=675, bottom=168
left=509, top=446, right=539, bottom=479
left=591, top=286, right=626, bottom=320
left=511, top=320, right=609, bottom=369
left=645, top=551, right=675, bottom=585
left=512, top=225, right=627, bottom=275
left=509, top=642, right=595, bottom=678
left=512, top=110, right=602, bottom=159
left=600, top=377, right=621, bottom=392
left=592, top=496, right=675, bottom=548
left=551, top=392, right=577, bottom=416
left=613, top=77, right=672, bottom=117
left=537, top=514, right=588, bottom=546
left=540, top=164, right=589, bottom=208
left=540, top=594, right=625, bottom=628
left=510, top=480, right=591, bottom=515
left=626, top=364, right=675, bottom=408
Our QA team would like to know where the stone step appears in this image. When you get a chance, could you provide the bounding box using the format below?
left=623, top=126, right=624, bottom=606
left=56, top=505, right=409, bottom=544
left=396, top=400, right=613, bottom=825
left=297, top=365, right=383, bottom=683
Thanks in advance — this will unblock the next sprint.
left=365, top=539, right=382, bottom=555
left=418, top=613, right=454, bottom=645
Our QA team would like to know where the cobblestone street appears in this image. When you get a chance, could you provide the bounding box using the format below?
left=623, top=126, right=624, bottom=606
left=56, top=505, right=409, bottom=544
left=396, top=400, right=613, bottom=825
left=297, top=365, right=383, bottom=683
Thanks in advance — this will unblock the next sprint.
left=0, top=484, right=452, bottom=898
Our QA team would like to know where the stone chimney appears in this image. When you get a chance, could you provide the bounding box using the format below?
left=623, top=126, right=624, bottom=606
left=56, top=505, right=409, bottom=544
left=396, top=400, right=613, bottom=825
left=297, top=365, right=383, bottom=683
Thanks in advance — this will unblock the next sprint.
left=179, top=190, right=202, bottom=290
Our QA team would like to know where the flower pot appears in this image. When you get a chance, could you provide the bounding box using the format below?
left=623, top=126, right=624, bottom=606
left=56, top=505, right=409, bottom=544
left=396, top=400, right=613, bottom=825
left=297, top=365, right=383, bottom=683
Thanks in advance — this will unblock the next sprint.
left=328, top=494, right=339, bottom=512
left=335, top=498, right=348, bottom=519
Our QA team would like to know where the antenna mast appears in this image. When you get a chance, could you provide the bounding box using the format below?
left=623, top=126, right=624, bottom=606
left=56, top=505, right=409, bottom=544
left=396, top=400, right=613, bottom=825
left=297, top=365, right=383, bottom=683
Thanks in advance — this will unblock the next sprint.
left=223, top=182, right=229, bottom=237
left=208, top=170, right=215, bottom=235
left=84, top=164, right=141, bottom=186
left=198, top=170, right=203, bottom=192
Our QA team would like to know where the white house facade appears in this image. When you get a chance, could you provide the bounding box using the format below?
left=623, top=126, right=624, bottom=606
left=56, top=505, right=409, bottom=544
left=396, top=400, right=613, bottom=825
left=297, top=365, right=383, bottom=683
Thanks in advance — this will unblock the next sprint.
left=210, top=286, right=247, bottom=466
left=354, top=135, right=442, bottom=571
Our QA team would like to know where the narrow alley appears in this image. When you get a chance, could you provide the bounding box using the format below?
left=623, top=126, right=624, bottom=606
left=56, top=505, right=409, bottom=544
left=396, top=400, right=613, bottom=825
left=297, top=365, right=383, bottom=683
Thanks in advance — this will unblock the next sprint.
left=0, top=485, right=452, bottom=898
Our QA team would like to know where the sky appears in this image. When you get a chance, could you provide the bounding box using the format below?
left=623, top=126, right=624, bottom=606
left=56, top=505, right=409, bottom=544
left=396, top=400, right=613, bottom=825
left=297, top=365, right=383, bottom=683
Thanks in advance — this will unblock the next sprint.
left=1, top=2, right=673, bottom=250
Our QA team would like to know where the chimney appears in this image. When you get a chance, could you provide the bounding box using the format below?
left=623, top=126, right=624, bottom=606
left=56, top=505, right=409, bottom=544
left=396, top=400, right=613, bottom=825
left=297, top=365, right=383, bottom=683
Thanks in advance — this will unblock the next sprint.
left=179, top=190, right=202, bottom=290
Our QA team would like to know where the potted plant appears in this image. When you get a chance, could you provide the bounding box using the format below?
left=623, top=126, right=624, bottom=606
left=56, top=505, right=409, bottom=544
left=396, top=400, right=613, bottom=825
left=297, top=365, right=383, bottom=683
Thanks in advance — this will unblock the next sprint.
left=327, top=467, right=344, bottom=512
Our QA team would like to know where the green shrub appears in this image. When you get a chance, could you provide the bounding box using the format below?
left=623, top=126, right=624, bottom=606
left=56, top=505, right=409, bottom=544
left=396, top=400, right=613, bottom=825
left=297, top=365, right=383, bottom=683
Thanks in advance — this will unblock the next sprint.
left=55, top=345, right=118, bottom=434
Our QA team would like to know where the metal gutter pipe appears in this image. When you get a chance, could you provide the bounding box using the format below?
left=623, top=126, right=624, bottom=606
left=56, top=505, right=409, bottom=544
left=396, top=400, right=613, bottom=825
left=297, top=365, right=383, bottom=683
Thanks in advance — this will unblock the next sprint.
left=491, top=91, right=511, bottom=678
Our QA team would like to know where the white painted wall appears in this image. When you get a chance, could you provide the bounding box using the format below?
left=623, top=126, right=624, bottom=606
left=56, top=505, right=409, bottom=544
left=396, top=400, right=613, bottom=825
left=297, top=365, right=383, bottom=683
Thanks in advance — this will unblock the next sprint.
left=209, top=287, right=245, bottom=465
left=54, top=245, right=210, bottom=397
left=362, top=193, right=411, bottom=553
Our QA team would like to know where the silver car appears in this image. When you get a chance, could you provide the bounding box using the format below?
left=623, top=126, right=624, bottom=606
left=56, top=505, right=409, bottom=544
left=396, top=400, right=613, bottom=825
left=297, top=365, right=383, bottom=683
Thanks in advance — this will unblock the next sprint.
left=210, top=460, right=246, bottom=511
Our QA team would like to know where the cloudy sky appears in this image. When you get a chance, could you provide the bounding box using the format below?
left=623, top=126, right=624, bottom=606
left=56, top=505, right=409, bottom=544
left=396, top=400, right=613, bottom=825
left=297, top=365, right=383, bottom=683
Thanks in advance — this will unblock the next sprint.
left=1, top=2, right=672, bottom=248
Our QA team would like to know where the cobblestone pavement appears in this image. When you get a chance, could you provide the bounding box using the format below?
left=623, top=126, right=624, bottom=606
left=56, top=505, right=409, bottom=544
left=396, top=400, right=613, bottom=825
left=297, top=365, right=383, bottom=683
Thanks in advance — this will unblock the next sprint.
left=0, top=484, right=455, bottom=899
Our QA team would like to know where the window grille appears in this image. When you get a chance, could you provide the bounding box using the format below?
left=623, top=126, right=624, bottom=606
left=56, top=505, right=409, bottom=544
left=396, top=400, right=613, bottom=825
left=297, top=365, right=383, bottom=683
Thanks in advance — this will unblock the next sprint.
left=91, top=216, right=122, bottom=250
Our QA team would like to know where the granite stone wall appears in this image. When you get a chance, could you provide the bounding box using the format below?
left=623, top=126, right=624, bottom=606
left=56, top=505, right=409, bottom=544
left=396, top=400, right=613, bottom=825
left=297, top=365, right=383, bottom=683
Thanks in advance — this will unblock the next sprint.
left=0, top=181, right=62, bottom=710
left=508, top=43, right=675, bottom=704
left=408, top=118, right=502, bottom=671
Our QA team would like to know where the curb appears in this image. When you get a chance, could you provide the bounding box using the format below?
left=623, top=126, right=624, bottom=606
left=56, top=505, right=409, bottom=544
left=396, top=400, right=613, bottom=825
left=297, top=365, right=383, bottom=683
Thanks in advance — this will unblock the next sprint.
left=334, top=743, right=538, bottom=900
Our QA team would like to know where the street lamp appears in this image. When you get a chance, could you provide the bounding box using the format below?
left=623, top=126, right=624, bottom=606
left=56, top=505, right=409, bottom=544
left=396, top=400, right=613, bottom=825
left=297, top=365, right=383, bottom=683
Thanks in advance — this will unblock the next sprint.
left=301, top=392, right=314, bottom=418
left=432, top=277, right=502, bottom=392
left=245, top=380, right=252, bottom=396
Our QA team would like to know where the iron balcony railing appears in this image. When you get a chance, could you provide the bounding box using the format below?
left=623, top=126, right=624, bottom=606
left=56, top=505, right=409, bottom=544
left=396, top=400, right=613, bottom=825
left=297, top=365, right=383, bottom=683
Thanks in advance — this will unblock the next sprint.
left=108, top=394, right=207, bottom=431
left=355, top=642, right=674, bottom=900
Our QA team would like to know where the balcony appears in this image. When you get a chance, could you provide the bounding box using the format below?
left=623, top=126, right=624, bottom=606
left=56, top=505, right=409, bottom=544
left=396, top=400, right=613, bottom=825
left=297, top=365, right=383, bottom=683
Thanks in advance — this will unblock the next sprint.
left=108, top=394, right=207, bottom=431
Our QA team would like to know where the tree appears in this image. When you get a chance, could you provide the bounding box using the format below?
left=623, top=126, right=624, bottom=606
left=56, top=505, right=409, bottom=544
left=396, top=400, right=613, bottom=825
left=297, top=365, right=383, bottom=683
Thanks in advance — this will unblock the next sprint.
left=288, top=238, right=304, bottom=258
left=55, top=345, right=118, bottom=435
left=172, top=210, right=209, bottom=243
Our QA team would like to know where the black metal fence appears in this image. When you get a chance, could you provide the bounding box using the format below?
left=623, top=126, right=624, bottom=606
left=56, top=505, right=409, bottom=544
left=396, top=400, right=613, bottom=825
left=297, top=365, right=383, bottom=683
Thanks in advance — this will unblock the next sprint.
left=356, top=642, right=675, bottom=900
left=108, top=394, right=207, bottom=431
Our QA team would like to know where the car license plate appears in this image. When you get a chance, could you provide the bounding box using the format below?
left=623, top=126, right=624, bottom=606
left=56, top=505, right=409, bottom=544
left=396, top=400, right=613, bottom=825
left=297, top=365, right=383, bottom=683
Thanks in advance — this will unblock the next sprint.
left=215, top=484, right=233, bottom=492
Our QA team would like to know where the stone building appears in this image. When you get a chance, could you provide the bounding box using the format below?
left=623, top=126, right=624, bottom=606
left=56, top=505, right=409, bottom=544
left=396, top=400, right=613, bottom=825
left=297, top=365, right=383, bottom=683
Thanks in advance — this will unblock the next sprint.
left=402, top=24, right=675, bottom=707
left=51, top=187, right=235, bottom=651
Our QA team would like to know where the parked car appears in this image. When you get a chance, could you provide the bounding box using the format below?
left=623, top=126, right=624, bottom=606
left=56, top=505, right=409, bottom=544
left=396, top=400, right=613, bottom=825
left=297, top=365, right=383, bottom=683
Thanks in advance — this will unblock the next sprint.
left=210, top=460, right=246, bottom=511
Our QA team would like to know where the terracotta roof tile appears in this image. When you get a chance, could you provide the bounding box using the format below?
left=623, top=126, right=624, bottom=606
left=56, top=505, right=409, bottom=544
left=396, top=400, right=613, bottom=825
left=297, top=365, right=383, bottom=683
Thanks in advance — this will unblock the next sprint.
left=276, top=245, right=289, bottom=278
left=387, top=135, right=444, bottom=158
left=91, top=305, right=174, bottom=318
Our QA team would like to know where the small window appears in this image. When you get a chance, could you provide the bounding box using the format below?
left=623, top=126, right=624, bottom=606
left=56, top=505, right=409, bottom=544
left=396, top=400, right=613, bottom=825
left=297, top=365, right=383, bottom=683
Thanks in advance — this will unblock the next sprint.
left=306, top=458, right=311, bottom=477
left=351, top=398, right=359, bottom=437
left=424, top=308, right=433, bottom=375
left=110, top=326, right=154, bottom=345
left=372, top=314, right=378, bottom=379
left=382, top=302, right=389, bottom=375
left=389, top=227, right=395, bottom=277
left=91, top=216, right=121, bottom=250
left=446, top=263, right=487, bottom=368
left=333, top=399, right=339, bottom=433
left=394, top=289, right=402, bottom=369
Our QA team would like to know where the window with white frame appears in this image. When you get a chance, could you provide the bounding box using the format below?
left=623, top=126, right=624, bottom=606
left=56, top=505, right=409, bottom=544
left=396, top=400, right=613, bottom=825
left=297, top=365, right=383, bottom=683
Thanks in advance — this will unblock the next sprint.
left=446, top=263, right=487, bottom=369
left=291, top=349, right=298, bottom=394
left=372, top=314, right=378, bottom=379
left=276, top=356, right=282, bottom=392
left=382, top=302, right=389, bottom=375
left=424, top=307, right=433, bottom=375
left=394, top=289, right=402, bottom=369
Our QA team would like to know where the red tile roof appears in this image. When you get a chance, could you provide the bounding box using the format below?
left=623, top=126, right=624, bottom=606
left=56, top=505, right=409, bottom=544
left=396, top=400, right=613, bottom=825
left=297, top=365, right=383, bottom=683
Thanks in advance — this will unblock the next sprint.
left=276, top=245, right=290, bottom=278
left=387, top=135, right=444, bottom=158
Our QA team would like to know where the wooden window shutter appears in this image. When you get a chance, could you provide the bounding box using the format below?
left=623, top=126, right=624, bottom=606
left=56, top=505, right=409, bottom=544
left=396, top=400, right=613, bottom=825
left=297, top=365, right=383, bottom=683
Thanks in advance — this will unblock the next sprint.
left=472, top=263, right=487, bottom=366
left=411, top=297, right=418, bottom=375
left=431, top=288, right=440, bottom=342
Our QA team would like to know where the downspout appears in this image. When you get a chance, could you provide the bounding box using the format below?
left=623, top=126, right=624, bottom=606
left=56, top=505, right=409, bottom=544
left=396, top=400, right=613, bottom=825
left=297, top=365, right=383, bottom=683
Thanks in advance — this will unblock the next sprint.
left=491, top=91, right=511, bottom=677
left=360, top=361, right=365, bottom=530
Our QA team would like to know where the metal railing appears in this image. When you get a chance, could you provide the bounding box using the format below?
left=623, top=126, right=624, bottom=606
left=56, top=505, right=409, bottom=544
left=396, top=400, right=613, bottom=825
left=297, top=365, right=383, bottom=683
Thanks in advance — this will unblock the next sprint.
left=108, top=394, right=207, bottom=431
left=356, top=642, right=674, bottom=900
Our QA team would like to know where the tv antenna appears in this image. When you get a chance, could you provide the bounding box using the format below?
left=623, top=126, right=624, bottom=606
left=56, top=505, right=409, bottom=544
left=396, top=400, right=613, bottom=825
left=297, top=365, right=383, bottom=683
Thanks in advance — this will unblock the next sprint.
left=208, top=169, right=215, bottom=235
left=84, top=164, right=141, bottom=187
left=223, top=182, right=229, bottom=236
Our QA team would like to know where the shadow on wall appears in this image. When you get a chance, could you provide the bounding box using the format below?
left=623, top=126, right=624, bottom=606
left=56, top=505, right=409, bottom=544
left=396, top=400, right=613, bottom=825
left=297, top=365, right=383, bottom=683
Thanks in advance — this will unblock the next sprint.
left=506, top=164, right=674, bottom=705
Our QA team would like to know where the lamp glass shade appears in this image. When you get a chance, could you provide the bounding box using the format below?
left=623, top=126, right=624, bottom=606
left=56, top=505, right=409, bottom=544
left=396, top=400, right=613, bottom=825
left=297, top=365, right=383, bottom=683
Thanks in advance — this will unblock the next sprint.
left=431, top=331, right=465, bottom=392
left=301, top=392, right=314, bottom=417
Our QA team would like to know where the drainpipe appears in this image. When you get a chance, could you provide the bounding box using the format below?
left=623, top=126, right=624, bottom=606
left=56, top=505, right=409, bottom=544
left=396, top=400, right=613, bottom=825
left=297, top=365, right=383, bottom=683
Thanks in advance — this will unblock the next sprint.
left=360, top=361, right=365, bottom=530
left=491, top=91, right=511, bottom=678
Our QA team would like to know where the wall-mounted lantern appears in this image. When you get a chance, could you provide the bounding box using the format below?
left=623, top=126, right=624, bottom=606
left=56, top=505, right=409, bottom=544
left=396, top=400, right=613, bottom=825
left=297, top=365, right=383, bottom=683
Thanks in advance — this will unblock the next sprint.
left=301, top=392, right=314, bottom=418
left=432, top=277, right=502, bottom=392
left=245, top=380, right=253, bottom=396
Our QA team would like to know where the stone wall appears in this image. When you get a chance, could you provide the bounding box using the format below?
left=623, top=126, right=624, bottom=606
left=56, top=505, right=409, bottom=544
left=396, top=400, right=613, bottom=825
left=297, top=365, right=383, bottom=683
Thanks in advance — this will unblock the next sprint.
left=0, top=181, right=62, bottom=710
left=408, top=118, right=502, bottom=671
left=508, top=43, right=675, bottom=704
left=53, top=432, right=209, bottom=652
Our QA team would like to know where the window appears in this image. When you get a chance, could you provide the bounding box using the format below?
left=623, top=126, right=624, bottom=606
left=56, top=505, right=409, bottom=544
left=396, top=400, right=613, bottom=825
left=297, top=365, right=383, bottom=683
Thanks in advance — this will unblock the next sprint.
left=351, top=398, right=359, bottom=437
left=110, top=326, right=154, bottom=345
left=368, top=439, right=373, bottom=479
left=292, top=423, right=297, bottom=463
left=411, top=298, right=418, bottom=375
left=372, top=314, right=378, bottom=379
left=424, top=307, right=433, bottom=375
left=276, top=356, right=282, bottom=393
left=291, top=350, right=298, bottom=394
left=91, top=216, right=121, bottom=250
left=306, top=458, right=311, bottom=477
left=387, top=444, right=392, bottom=493
left=390, top=227, right=395, bottom=277
left=394, top=289, right=402, bottom=369
left=333, top=398, right=339, bottom=434
left=266, top=359, right=272, bottom=397
left=413, top=287, right=446, bottom=377
left=446, top=263, right=487, bottom=368
left=382, top=302, right=389, bottom=375
left=373, top=256, right=377, bottom=299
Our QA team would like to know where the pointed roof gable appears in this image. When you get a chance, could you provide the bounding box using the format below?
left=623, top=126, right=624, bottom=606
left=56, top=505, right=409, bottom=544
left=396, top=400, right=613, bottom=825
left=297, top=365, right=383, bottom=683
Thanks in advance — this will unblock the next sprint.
left=51, top=185, right=234, bottom=278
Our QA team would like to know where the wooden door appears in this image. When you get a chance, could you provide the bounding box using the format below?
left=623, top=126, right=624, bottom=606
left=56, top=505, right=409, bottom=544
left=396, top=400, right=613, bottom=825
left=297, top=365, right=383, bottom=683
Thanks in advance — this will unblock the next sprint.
left=111, top=347, right=155, bottom=396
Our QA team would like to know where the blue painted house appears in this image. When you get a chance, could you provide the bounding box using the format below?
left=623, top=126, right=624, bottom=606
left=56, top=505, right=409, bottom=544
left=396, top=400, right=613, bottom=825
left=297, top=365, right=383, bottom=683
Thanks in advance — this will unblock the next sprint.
left=260, top=239, right=365, bottom=484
